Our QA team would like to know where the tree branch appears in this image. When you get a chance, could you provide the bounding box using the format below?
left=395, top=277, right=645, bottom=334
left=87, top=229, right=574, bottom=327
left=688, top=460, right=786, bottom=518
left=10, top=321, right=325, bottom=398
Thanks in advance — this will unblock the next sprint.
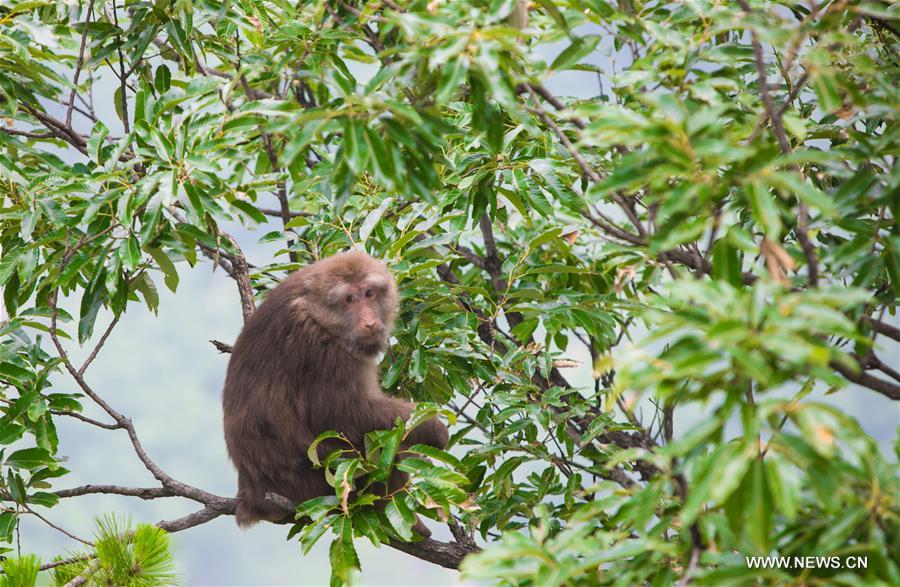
left=739, top=0, right=818, bottom=286
left=50, top=410, right=122, bottom=430
left=258, top=207, right=310, bottom=219
left=865, top=316, right=900, bottom=341
left=830, top=359, right=900, bottom=400
left=55, top=485, right=175, bottom=500
left=66, top=0, right=95, bottom=128
left=263, top=492, right=479, bottom=569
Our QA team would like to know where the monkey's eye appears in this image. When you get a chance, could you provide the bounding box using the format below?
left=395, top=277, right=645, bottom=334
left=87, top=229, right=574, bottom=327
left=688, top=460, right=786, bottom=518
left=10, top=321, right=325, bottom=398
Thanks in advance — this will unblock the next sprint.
left=364, top=289, right=374, bottom=299
left=345, top=294, right=356, bottom=303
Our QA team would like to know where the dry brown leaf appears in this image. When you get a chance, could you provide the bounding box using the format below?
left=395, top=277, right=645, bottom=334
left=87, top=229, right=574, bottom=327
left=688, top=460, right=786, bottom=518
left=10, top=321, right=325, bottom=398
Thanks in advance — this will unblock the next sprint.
left=458, top=498, right=480, bottom=512
left=525, top=342, right=543, bottom=354
left=423, top=498, right=449, bottom=521
left=561, top=229, right=580, bottom=245
left=814, top=425, right=834, bottom=449
left=552, top=359, right=582, bottom=369
left=761, top=238, right=795, bottom=285
left=615, top=266, right=637, bottom=294
left=340, top=473, right=352, bottom=516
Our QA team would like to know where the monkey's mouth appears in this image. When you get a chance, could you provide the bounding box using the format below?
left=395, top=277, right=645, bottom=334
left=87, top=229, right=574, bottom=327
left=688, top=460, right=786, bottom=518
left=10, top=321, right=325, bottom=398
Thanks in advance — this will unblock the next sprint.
left=345, top=331, right=387, bottom=357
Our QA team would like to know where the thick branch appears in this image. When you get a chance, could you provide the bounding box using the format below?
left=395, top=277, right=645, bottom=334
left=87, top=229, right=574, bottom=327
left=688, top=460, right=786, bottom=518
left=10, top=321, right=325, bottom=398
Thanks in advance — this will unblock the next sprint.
left=55, top=485, right=175, bottom=500
left=831, top=360, right=900, bottom=400
left=156, top=503, right=234, bottom=533
left=865, top=317, right=900, bottom=341
left=220, top=234, right=257, bottom=323
left=263, top=493, right=479, bottom=569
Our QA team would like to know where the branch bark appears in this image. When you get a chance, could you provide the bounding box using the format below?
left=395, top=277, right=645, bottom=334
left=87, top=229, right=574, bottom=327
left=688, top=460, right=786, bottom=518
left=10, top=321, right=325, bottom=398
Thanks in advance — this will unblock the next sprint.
left=739, top=0, right=818, bottom=287
left=830, top=359, right=900, bottom=400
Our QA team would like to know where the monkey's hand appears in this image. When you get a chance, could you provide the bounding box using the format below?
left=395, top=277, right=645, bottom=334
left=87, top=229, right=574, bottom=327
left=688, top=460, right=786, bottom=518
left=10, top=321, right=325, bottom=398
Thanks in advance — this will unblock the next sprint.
left=405, top=414, right=449, bottom=450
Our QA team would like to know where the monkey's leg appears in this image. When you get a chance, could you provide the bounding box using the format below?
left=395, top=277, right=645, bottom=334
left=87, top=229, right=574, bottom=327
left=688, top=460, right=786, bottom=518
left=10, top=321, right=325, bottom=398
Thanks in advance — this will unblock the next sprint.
left=235, top=472, right=295, bottom=528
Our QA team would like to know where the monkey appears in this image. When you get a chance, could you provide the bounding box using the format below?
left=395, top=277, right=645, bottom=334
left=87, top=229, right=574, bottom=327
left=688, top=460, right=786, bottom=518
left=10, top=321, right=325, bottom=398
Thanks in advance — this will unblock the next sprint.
left=222, top=250, right=449, bottom=536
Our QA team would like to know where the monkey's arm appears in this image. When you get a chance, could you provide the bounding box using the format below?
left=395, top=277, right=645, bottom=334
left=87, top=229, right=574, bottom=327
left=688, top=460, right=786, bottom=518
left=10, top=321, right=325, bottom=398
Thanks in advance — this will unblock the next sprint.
left=363, top=396, right=449, bottom=450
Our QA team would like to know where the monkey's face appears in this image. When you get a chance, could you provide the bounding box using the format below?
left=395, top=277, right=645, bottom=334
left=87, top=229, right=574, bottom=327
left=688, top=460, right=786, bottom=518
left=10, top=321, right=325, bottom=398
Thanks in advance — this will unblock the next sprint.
left=292, top=251, right=399, bottom=358
left=324, top=275, right=394, bottom=357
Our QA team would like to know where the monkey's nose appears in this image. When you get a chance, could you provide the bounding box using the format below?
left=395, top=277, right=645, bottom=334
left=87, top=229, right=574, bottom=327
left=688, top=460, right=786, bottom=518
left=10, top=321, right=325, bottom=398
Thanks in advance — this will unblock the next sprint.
left=363, top=320, right=378, bottom=331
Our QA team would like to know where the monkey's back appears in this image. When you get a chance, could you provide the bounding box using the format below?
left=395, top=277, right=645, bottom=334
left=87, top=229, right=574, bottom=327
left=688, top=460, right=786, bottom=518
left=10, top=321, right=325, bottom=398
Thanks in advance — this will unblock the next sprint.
left=222, top=277, right=318, bottom=523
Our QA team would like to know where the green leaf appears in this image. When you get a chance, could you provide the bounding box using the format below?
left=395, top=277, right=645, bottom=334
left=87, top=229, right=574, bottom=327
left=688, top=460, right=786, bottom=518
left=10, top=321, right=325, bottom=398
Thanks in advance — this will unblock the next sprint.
left=77, top=283, right=105, bottom=344
left=113, top=85, right=126, bottom=126
left=297, top=495, right=339, bottom=521
left=6, top=470, right=26, bottom=503
left=0, top=248, right=21, bottom=286
left=155, top=64, right=172, bottom=93
left=551, top=37, right=600, bottom=71
left=745, top=181, right=782, bottom=239
left=0, top=511, right=17, bottom=543
left=384, top=496, right=415, bottom=541
left=27, top=491, right=59, bottom=508
left=26, top=396, right=47, bottom=422
left=765, top=454, right=800, bottom=522
left=359, top=197, right=393, bottom=245
left=230, top=200, right=268, bottom=224
left=437, top=57, right=467, bottom=103
left=0, top=422, right=26, bottom=445
left=308, top=431, right=347, bottom=467
left=147, top=247, right=179, bottom=292
left=133, top=272, right=160, bottom=313
left=5, top=447, right=55, bottom=469
left=87, top=121, right=110, bottom=163
left=121, top=236, right=141, bottom=271
left=342, top=118, right=368, bottom=174
left=352, top=507, right=386, bottom=547
left=811, top=69, right=841, bottom=113
left=746, top=459, right=772, bottom=552
left=328, top=517, right=360, bottom=587
left=712, top=238, right=743, bottom=287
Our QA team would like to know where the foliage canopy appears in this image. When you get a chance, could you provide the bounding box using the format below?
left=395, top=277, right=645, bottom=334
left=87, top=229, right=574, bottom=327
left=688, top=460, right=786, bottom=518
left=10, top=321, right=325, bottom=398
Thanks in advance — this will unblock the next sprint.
left=0, top=0, right=898, bottom=585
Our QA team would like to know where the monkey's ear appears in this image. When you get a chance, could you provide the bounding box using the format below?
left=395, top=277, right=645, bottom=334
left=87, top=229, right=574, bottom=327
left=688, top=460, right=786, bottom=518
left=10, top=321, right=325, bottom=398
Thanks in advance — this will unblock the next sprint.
left=286, top=272, right=313, bottom=298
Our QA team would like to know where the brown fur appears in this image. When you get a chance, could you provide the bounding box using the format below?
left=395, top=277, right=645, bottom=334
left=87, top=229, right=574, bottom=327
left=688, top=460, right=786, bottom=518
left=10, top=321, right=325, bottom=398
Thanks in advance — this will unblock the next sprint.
left=222, top=251, right=449, bottom=531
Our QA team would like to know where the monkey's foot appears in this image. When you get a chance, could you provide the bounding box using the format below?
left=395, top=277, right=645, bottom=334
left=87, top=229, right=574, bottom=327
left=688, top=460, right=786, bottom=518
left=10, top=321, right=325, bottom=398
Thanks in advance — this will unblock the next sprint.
left=412, top=516, right=432, bottom=539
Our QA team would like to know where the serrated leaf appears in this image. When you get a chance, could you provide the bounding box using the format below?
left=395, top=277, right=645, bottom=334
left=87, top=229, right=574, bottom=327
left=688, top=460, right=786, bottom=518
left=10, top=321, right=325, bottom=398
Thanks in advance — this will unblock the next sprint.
left=384, top=497, right=415, bottom=541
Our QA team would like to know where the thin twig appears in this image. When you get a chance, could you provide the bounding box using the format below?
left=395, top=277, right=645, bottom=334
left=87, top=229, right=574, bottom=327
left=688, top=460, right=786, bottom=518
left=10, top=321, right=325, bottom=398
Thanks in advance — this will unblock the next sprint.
left=112, top=4, right=130, bottom=134
left=24, top=505, right=93, bottom=546
left=739, top=0, right=818, bottom=285
left=63, top=559, right=100, bottom=587
left=51, top=410, right=122, bottom=430
left=66, top=0, right=95, bottom=127
left=78, top=314, right=120, bottom=376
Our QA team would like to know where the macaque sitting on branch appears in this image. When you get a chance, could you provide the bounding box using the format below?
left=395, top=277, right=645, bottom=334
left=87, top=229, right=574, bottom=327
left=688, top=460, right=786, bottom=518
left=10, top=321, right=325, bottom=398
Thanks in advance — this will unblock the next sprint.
left=222, top=251, right=448, bottom=536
